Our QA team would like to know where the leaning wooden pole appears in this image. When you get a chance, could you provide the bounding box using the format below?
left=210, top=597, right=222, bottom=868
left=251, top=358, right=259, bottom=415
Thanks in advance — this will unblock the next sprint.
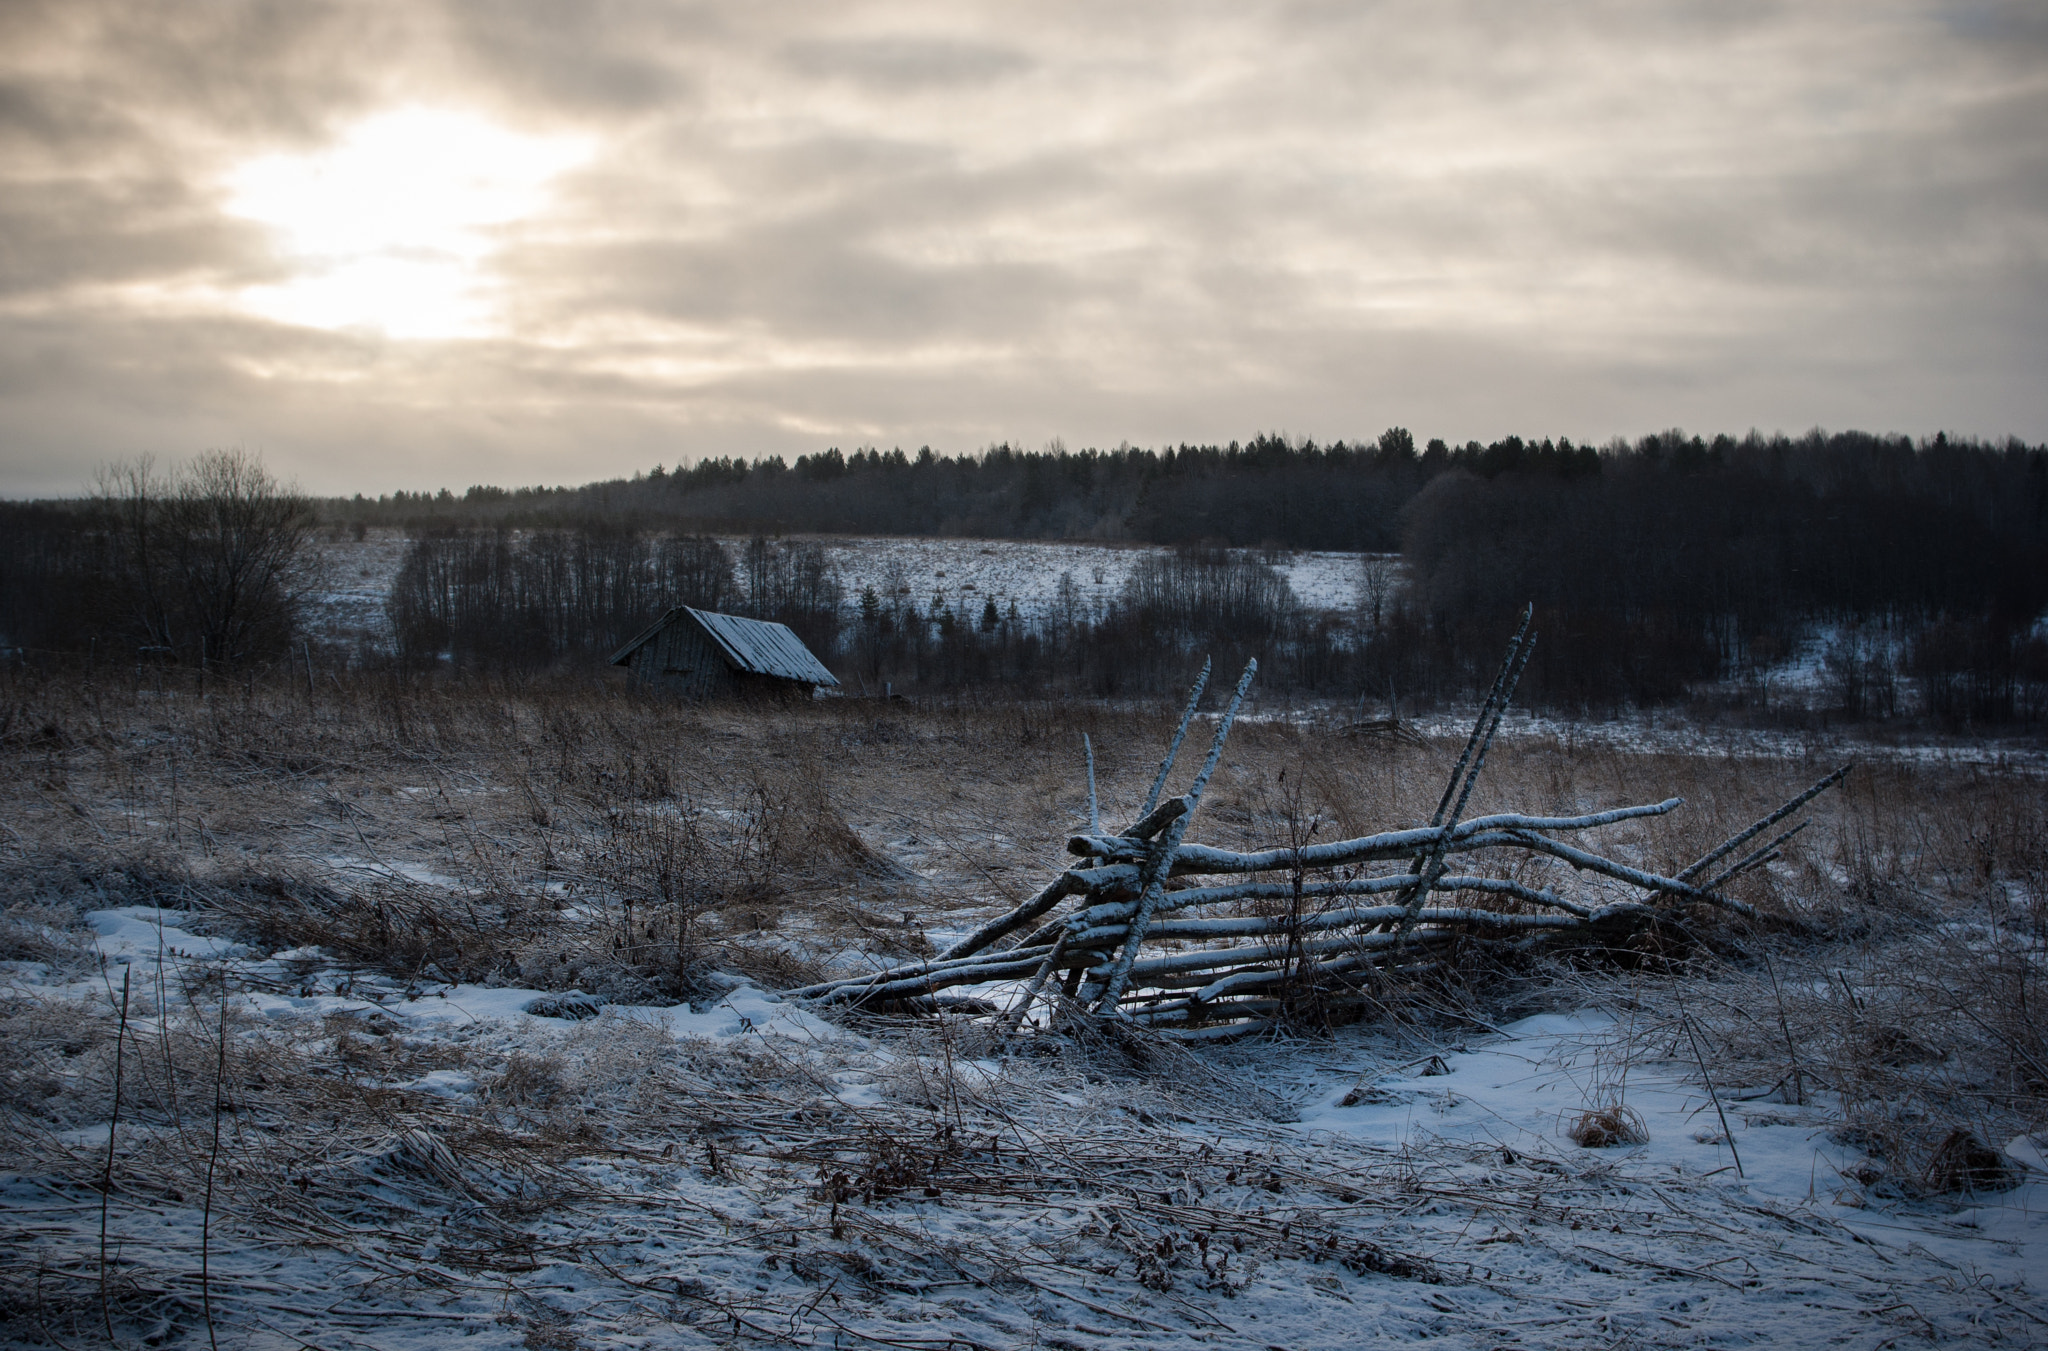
left=932, top=661, right=1211, bottom=964
left=1702, top=820, right=1810, bottom=893
left=1000, top=931, right=1070, bottom=1038
left=1394, top=612, right=1535, bottom=938
left=1677, top=765, right=1853, bottom=883
left=1083, top=733, right=1100, bottom=836
left=1430, top=605, right=1533, bottom=828
left=931, top=872, right=1085, bottom=963
left=1090, top=658, right=1257, bottom=1014
left=1139, top=658, right=1212, bottom=820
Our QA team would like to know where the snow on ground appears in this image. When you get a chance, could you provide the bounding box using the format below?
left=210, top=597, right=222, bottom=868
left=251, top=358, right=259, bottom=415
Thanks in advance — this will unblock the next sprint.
left=304, top=530, right=413, bottom=649
left=1379, top=708, right=2048, bottom=774
left=6, top=904, right=2041, bottom=1348
left=79, top=906, right=831, bottom=1043
left=303, top=531, right=1379, bottom=650
left=1306, top=1012, right=2047, bottom=1295
left=812, top=537, right=1373, bottom=623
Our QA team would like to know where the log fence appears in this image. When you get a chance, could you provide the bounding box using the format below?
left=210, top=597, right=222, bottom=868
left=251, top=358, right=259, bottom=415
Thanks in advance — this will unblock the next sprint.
left=792, top=613, right=1849, bottom=1041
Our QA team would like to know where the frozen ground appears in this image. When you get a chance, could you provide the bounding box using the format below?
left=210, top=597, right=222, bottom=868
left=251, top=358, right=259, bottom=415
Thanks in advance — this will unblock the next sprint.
left=4, top=903, right=2041, bottom=1348
left=3, top=668, right=2043, bottom=1348
left=39, top=536, right=2033, bottom=1344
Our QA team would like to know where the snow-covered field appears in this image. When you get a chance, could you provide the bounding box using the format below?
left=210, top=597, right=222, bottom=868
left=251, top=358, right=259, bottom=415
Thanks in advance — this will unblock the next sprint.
left=6, top=903, right=2041, bottom=1349
left=810, top=536, right=1372, bottom=620
left=1375, top=708, right=2048, bottom=775
left=4, top=668, right=2045, bottom=1348
left=304, top=529, right=414, bottom=650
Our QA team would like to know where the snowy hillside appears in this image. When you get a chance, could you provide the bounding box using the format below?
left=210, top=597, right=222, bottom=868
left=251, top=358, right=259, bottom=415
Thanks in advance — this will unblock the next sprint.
left=304, top=531, right=1383, bottom=652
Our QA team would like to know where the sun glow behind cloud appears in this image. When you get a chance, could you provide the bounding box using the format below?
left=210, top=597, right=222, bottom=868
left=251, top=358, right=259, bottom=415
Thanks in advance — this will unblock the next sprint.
left=223, top=109, right=589, bottom=340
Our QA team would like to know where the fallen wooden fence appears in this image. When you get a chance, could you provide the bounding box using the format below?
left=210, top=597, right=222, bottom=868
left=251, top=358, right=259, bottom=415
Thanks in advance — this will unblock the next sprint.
left=792, top=611, right=1850, bottom=1040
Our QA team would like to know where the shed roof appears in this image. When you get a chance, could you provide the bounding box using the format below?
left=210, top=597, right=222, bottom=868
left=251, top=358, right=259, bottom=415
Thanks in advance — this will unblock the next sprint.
left=609, top=607, right=840, bottom=687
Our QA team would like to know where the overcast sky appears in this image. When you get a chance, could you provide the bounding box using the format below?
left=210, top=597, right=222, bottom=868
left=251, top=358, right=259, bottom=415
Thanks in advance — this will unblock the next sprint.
left=2, top=1, right=2043, bottom=496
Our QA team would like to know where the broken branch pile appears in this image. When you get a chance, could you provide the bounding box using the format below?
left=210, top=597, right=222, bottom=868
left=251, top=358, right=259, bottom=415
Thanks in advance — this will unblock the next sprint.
left=793, top=612, right=1850, bottom=1040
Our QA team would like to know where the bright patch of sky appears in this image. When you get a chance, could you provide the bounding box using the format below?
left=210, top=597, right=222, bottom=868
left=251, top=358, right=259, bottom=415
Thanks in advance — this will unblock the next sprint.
left=222, top=110, right=589, bottom=339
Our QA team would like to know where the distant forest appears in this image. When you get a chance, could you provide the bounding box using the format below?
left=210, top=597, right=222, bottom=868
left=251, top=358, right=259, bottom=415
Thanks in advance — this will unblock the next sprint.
left=334, top=429, right=1511, bottom=550
left=5, top=430, right=2045, bottom=722
left=335, top=427, right=2048, bottom=719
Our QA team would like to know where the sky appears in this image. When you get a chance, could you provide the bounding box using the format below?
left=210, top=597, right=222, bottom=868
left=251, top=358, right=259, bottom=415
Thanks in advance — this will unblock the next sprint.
left=1, top=1, right=2044, bottom=497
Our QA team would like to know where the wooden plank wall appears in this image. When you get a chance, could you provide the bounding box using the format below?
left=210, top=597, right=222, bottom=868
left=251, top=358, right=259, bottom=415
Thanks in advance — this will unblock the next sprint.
left=628, top=618, right=735, bottom=698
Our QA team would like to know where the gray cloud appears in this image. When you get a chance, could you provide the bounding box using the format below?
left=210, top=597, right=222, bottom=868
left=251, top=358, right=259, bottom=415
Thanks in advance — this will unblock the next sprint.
left=442, top=0, right=708, bottom=115
left=0, top=0, right=2043, bottom=496
left=780, top=35, right=1034, bottom=90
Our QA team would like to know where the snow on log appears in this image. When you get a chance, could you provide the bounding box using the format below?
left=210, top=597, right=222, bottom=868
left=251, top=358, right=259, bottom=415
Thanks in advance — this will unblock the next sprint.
left=792, top=620, right=1849, bottom=1035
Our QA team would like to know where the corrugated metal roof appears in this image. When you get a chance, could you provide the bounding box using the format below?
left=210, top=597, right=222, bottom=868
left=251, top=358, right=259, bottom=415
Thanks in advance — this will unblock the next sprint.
left=689, top=608, right=839, bottom=686
left=610, top=607, right=839, bottom=687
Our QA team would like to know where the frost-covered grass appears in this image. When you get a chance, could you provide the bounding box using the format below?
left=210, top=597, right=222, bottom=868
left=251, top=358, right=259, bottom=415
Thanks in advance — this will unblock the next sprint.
left=9, top=929, right=2044, bottom=1349
left=2, top=667, right=2043, bottom=1347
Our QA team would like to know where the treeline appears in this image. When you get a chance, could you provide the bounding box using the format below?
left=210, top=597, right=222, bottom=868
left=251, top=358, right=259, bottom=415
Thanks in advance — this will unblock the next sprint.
left=1396, top=431, right=2048, bottom=719
left=6, top=432, right=2045, bottom=725
left=0, top=453, right=314, bottom=666
left=329, top=429, right=1446, bottom=550
left=374, top=428, right=2048, bottom=721
left=319, top=425, right=2042, bottom=573
left=387, top=531, right=842, bottom=671
left=389, top=528, right=1357, bottom=700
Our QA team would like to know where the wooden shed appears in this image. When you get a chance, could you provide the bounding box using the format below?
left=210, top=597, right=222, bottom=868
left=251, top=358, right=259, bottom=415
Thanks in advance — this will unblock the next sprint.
left=609, top=607, right=840, bottom=699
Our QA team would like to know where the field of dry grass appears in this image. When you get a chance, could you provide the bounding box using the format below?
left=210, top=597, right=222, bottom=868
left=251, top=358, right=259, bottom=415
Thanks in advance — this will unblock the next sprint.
left=2, top=664, right=2044, bottom=1346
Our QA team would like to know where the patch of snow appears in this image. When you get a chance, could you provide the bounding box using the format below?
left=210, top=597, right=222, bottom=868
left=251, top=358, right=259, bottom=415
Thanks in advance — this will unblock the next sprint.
left=19, top=876, right=2040, bottom=1348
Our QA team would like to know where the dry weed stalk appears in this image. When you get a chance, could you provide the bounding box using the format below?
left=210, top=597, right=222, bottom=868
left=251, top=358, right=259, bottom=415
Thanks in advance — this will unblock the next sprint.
left=1647, top=920, right=2047, bottom=1196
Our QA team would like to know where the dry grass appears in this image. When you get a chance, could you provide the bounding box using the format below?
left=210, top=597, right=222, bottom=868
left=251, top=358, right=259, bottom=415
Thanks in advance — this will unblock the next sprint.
left=1629, top=927, right=2047, bottom=1196
left=5, top=961, right=2031, bottom=1347
left=1571, top=755, right=2048, bottom=1198
left=2, top=662, right=2038, bottom=1022
left=2, top=665, right=2043, bottom=1168
left=0, top=667, right=988, bottom=1005
left=1566, top=1104, right=1651, bottom=1149
left=0, top=936, right=1445, bottom=1345
left=2, top=663, right=2044, bottom=1343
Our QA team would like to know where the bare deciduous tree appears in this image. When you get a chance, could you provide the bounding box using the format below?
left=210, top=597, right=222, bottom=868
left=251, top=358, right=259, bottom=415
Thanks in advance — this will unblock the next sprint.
left=93, top=450, right=315, bottom=665
left=1358, top=553, right=1398, bottom=638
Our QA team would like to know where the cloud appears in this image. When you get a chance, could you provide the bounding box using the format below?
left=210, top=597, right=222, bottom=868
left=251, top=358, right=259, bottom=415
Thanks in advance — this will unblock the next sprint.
left=780, top=34, right=1034, bottom=90
left=0, top=0, right=2043, bottom=496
